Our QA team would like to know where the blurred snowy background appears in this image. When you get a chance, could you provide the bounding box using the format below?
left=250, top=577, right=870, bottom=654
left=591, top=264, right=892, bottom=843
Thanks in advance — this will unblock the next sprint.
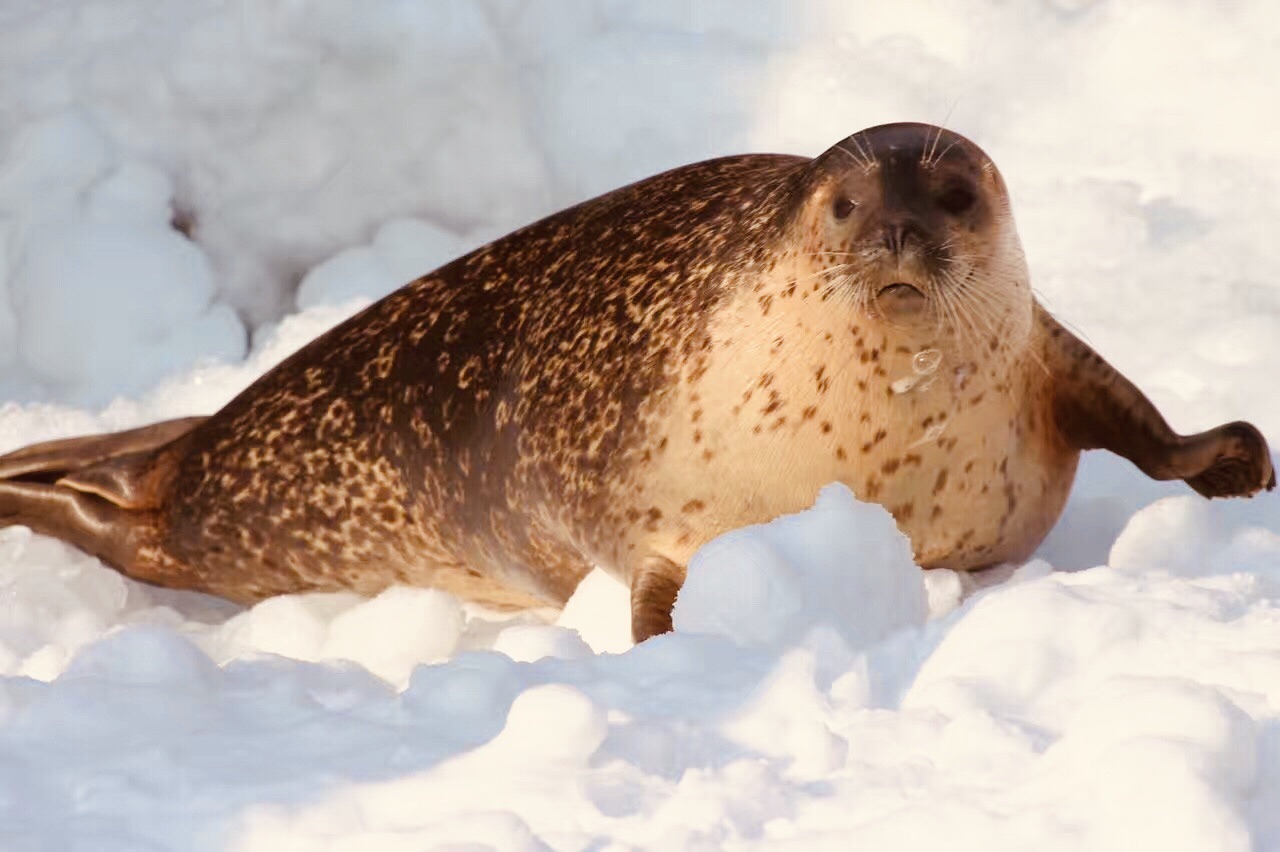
left=1, top=1, right=1279, bottom=849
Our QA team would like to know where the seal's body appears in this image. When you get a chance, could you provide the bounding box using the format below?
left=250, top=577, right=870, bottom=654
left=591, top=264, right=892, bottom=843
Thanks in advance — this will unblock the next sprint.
left=1, top=124, right=1273, bottom=641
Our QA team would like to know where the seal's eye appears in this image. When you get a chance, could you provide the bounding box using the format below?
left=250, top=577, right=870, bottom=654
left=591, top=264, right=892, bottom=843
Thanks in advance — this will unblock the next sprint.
left=937, top=185, right=976, bottom=215
left=832, top=197, right=857, bottom=219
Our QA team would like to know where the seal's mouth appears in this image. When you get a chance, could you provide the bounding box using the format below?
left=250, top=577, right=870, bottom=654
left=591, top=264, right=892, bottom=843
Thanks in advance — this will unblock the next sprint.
left=873, top=281, right=929, bottom=322
left=877, top=282, right=925, bottom=300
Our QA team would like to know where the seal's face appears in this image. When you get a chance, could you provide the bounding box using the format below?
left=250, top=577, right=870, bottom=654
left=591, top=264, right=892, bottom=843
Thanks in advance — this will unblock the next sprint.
left=803, top=122, right=1032, bottom=353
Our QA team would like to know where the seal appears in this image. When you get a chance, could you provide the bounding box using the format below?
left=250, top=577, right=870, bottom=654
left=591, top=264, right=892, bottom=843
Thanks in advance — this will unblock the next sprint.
left=1, top=123, right=1273, bottom=642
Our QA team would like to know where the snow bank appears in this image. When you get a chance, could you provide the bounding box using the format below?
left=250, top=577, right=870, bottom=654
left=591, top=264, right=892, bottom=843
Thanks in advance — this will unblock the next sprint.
left=1, top=0, right=1279, bottom=849
left=3, top=482, right=1278, bottom=849
left=674, top=483, right=927, bottom=650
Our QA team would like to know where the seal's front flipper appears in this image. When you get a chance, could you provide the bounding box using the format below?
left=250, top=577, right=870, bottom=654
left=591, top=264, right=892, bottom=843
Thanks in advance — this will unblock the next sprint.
left=1181, top=422, right=1275, bottom=498
left=630, top=555, right=686, bottom=643
left=1043, top=310, right=1274, bottom=498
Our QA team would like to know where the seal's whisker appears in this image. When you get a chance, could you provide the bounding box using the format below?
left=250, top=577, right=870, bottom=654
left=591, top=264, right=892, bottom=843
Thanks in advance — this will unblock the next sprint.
left=934, top=270, right=983, bottom=355
left=941, top=258, right=1017, bottom=356
left=950, top=274, right=1013, bottom=340
left=952, top=288, right=1002, bottom=352
left=923, top=124, right=942, bottom=169
left=938, top=281, right=977, bottom=350
left=790, top=263, right=864, bottom=291
left=935, top=259, right=989, bottom=348
left=832, top=144, right=866, bottom=172
left=847, top=132, right=876, bottom=172
left=842, top=136, right=867, bottom=170
left=931, top=135, right=964, bottom=166
left=826, top=270, right=875, bottom=311
left=1024, top=340, right=1053, bottom=379
left=927, top=269, right=964, bottom=344
left=923, top=103, right=958, bottom=169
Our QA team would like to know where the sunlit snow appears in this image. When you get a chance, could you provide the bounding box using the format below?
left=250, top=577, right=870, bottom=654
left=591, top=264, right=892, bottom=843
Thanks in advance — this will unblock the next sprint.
left=1, top=2, right=1278, bottom=849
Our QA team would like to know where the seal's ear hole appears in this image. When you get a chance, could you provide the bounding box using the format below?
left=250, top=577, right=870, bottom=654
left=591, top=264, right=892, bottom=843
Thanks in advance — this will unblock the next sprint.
left=937, top=185, right=976, bottom=216
left=832, top=197, right=857, bottom=220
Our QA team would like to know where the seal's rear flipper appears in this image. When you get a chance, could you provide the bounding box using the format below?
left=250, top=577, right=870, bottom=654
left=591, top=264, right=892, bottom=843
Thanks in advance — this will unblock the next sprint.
left=0, top=480, right=143, bottom=568
left=0, top=417, right=206, bottom=569
left=0, top=417, right=206, bottom=484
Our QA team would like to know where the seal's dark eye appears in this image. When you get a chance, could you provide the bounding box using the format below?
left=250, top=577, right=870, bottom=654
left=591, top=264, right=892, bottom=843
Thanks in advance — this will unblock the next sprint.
left=832, top=197, right=857, bottom=219
left=937, top=185, right=976, bottom=215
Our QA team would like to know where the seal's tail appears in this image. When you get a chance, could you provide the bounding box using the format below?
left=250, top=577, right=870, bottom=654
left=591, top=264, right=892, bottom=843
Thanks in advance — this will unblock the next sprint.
left=0, top=417, right=206, bottom=569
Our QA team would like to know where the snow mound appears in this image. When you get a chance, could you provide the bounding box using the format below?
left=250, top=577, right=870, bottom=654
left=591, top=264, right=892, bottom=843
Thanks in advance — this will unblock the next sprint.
left=674, top=482, right=927, bottom=651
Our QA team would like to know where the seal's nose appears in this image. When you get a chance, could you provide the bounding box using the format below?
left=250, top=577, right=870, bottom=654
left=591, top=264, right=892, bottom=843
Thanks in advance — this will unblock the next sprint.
left=883, top=220, right=926, bottom=256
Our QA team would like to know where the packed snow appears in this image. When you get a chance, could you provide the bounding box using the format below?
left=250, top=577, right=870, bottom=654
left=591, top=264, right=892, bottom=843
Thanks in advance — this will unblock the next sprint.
left=1, top=1, right=1279, bottom=849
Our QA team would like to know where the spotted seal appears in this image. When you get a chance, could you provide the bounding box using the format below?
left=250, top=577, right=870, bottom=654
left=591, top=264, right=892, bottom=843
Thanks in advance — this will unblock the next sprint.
left=1, top=123, right=1273, bottom=642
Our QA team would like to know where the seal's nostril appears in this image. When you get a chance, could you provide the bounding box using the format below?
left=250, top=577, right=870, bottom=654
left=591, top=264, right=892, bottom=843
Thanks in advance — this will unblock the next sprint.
left=883, top=221, right=925, bottom=254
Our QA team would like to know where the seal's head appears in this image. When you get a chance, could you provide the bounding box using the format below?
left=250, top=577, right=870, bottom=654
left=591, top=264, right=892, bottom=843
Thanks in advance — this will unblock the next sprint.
left=795, top=122, right=1032, bottom=353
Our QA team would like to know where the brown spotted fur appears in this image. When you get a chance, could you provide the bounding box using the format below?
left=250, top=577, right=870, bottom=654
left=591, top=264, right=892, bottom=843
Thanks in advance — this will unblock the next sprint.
left=0, top=124, right=1273, bottom=642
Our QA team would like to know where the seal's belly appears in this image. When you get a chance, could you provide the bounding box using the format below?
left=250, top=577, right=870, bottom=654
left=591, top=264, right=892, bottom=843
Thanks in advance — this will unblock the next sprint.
left=824, top=387, right=1075, bottom=571
left=625, top=350, right=1078, bottom=577
left=860, top=420, right=1078, bottom=570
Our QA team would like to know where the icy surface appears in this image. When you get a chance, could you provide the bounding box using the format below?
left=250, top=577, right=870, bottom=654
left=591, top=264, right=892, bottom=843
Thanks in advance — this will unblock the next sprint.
left=1, top=1, right=1279, bottom=849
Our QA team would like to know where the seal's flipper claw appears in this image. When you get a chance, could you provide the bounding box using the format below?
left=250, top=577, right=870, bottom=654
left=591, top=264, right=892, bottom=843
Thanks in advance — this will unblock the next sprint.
left=1183, top=422, right=1275, bottom=499
left=630, top=556, right=686, bottom=643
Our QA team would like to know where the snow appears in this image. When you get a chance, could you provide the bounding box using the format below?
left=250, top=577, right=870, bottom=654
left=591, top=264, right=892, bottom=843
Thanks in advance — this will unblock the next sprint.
left=673, top=483, right=927, bottom=651
left=1, top=1, right=1279, bottom=849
